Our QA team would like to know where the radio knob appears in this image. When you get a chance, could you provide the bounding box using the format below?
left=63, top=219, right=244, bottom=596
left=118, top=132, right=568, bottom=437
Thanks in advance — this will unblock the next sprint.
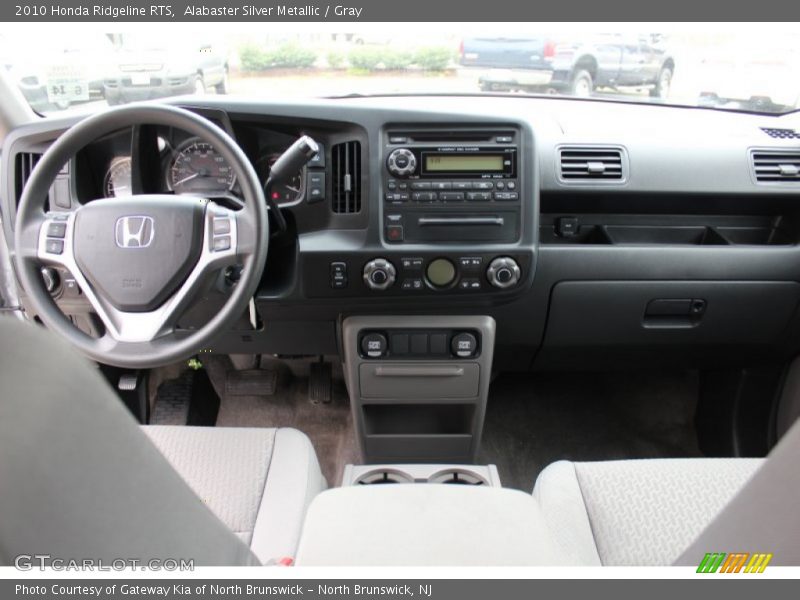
left=387, top=148, right=417, bottom=178
left=363, top=258, right=397, bottom=291
left=486, top=257, right=521, bottom=289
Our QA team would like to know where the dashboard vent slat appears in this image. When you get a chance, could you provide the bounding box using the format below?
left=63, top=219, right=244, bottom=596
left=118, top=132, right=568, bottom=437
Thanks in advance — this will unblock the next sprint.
left=558, top=146, right=626, bottom=183
left=331, top=141, right=361, bottom=213
left=14, top=152, right=43, bottom=205
left=752, top=150, right=800, bottom=183
left=761, top=127, right=800, bottom=140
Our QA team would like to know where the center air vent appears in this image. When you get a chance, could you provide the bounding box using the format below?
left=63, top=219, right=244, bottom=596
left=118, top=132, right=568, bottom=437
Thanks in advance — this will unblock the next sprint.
left=14, top=152, right=43, bottom=205
left=557, top=146, right=626, bottom=184
left=331, top=140, right=362, bottom=213
left=751, top=150, right=800, bottom=183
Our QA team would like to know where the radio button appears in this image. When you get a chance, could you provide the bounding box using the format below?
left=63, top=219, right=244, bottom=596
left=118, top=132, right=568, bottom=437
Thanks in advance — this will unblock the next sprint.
left=440, top=192, right=465, bottom=201
left=496, top=181, right=505, bottom=190
left=453, top=182, right=471, bottom=190
left=494, top=192, right=519, bottom=201
left=432, top=182, right=452, bottom=190
left=401, top=257, right=424, bottom=270
left=496, top=135, right=513, bottom=143
left=473, top=181, right=495, bottom=190
left=387, top=181, right=397, bottom=191
left=411, top=182, right=432, bottom=190
left=507, top=181, right=517, bottom=190
left=466, top=192, right=492, bottom=201
left=412, top=192, right=437, bottom=202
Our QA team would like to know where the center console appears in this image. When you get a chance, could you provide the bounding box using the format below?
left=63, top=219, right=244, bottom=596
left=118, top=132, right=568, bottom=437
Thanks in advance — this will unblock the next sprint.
left=343, top=315, right=496, bottom=464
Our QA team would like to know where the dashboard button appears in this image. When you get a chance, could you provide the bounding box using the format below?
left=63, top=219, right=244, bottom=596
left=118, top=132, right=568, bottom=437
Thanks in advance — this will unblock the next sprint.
left=410, top=333, right=428, bottom=355
left=391, top=333, right=410, bottom=355
left=361, top=333, right=388, bottom=358
left=459, top=257, right=482, bottom=270
left=451, top=332, right=478, bottom=358
left=401, top=257, right=424, bottom=269
left=386, top=225, right=404, bottom=241
left=440, top=192, right=465, bottom=201
left=430, top=333, right=448, bottom=355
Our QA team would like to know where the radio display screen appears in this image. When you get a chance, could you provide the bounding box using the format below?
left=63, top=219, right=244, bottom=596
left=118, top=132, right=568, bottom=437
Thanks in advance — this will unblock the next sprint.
left=425, top=154, right=505, bottom=172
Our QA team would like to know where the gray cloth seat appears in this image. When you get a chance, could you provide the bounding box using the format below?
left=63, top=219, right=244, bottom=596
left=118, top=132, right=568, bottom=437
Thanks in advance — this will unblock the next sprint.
left=533, top=458, right=763, bottom=565
left=144, top=426, right=325, bottom=563
left=0, top=317, right=324, bottom=566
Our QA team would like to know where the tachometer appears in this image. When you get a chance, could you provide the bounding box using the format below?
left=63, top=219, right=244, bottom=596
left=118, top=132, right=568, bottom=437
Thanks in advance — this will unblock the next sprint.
left=168, top=139, right=235, bottom=195
left=103, top=157, right=132, bottom=198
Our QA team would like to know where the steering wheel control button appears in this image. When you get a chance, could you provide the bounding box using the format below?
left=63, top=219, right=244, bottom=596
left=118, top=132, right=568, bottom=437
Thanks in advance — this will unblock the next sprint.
left=363, top=258, right=396, bottom=291
left=361, top=332, right=388, bottom=358
left=426, top=257, right=457, bottom=288
left=213, top=236, right=231, bottom=252
left=46, top=222, right=67, bottom=238
left=487, top=256, right=521, bottom=289
left=386, top=148, right=417, bottom=178
left=212, top=218, right=231, bottom=235
left=63, top=278, right=82, bottom=298
left=452, top=332, right=478, bottom=358
left=45, top=239, right=64, bottom=255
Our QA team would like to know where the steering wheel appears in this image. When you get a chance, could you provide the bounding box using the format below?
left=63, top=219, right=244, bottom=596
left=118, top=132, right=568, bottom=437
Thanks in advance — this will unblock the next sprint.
left=14, top=104, right=269, bottom=369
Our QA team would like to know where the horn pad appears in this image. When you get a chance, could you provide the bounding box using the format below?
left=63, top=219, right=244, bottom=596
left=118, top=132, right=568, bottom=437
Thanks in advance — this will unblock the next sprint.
left=72, top=197, right=205, bottom=312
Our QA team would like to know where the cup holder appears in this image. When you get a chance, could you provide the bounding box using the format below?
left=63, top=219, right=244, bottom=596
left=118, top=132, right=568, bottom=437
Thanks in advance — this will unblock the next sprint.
left=355, top=468, right=415, bottom=485
left=427, top=468, right=488, bottom=485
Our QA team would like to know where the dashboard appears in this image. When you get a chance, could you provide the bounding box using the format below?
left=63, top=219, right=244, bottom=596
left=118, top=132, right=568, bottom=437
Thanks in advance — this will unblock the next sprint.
left=4, top=95, right=800, bottom=372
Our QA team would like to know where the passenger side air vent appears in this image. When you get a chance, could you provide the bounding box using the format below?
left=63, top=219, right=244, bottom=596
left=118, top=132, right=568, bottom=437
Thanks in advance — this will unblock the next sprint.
left=331, top=141, right=361, bottom=213
left=14, top=152, right=43, bottom=205
left=751, top=150, right=800, bottom=183
left=761, top=127, right=800, bottom=140
left=557, top=146, right=627, bottom=184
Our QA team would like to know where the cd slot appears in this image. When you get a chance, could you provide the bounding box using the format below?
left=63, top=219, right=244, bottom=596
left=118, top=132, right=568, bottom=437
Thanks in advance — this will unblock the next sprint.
left=418, top=216, right=505, bottom=227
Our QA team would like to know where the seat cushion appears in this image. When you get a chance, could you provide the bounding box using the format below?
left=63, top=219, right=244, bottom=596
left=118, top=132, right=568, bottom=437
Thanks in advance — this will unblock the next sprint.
left=144, top=426, right=325, bottom=563
left=533, top=458, right=763, bottom=566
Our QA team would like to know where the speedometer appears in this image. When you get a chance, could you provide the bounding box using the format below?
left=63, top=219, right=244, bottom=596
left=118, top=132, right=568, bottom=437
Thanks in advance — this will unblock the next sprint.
left=168, top=139, right=236, bottom=195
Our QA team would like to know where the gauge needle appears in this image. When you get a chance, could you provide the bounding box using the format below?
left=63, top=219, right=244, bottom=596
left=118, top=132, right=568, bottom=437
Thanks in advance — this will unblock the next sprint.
left=172, top=172, right=200, bottom=187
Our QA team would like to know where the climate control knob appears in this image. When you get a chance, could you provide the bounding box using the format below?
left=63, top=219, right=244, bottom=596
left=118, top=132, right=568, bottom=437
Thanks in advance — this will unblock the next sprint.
left=486, top=257, right=521, bottom=289
left=363, top=258, right=397, bottom=291
left=386, top=148, right=417, bottom=178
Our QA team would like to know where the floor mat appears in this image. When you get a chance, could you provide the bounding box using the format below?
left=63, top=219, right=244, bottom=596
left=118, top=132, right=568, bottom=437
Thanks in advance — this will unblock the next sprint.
left=209, top=358, right=358, bottom=487
left=478, top=370, right=703, bottom=491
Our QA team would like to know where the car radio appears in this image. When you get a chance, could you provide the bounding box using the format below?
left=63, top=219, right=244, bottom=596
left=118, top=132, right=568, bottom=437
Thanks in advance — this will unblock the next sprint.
left=383, top=129, right=522, bottom=244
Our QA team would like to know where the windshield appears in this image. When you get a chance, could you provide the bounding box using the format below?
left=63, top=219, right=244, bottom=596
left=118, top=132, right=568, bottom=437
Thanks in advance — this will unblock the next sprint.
left=3, top=25, right=799, bottom=115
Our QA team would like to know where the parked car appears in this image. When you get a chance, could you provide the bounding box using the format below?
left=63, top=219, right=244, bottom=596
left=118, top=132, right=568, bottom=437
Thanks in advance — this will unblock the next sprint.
left=0, top=33, right=111, bottom=112
left=103, top=36, right=229, bottom=105
left=460, top=33, right=675, bottom=97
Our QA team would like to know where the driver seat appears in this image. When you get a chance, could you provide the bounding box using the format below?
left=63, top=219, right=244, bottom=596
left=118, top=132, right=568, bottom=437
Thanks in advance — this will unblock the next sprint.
left=0, top=317, right=324, bottom=566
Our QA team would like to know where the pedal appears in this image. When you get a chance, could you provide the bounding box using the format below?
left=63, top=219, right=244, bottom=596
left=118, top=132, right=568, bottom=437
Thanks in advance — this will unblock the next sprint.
left=117, top=371, right=148, bottom=423
left=309, top=361, right=332, bottom=404
left=225, top=369, right=277, bottom=396
left=151, top=370, right=193, bottom=425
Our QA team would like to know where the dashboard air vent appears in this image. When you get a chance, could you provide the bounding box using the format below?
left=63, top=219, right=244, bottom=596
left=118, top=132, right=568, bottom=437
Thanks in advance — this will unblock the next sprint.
left=761, top=128, right=800, bottom=140
left=331, top=141, right=361, bottom=213
left=751, top=150, right=800, bottom=183
left=14, top=152, right=43, bottom=205
left=558, top=146, right=625, bottom=183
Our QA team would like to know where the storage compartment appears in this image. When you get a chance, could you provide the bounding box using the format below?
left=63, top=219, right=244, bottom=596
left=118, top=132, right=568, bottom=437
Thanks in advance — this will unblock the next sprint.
left=359, top=362, right=480, bottom=399
left=362, top=403, right=475, bottom=435
left=363, top=434, right=474, bottom=462
left=544, top=281, right=800, bottom=347
left=604, top=225, right=728, bottom=245
left=539, top=213, right=799, bottom=246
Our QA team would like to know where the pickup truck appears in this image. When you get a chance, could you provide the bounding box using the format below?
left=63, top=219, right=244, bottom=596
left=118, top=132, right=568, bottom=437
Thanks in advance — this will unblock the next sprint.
left=460, top=33, right=675, bottom=98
